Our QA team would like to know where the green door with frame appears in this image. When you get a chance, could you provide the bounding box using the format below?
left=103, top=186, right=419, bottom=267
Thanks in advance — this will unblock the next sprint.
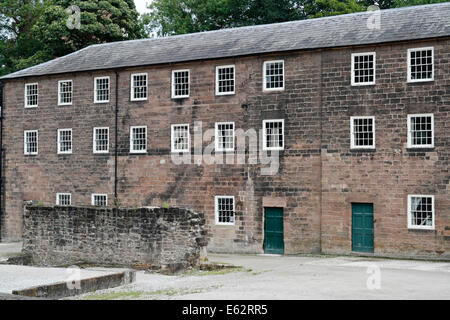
left=264, top=207, right=284, bottom=254
left=351, top=203, right=374, bottom=253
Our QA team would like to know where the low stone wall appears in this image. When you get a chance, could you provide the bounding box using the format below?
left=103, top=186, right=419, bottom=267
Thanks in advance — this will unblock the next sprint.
left=22, top=205, right=207, bottom=271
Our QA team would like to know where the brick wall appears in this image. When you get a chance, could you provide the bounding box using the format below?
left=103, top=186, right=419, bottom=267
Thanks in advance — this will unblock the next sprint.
left=22, top=205, right=207, bottom=269
left=1, top=37, right=449, bottom=259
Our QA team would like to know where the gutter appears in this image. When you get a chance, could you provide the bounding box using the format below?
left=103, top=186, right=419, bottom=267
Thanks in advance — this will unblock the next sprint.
left=0, top=81, right=3, bottom=240
left=114, top=71, right=119, bottom=204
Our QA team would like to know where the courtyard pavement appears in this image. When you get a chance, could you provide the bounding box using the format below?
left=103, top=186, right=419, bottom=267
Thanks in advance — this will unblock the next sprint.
left=69, top=253, right=450, bottom=300
left=1, top=242, right=449, bottom=299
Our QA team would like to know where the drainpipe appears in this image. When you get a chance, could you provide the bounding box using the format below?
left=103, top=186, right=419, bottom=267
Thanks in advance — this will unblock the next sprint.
left=114, top=71, right=119, bottom=204
left=0, top=81, right=3, bottom=240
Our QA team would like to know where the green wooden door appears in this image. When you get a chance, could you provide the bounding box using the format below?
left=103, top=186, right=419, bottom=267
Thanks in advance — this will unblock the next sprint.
left=264, top=207, right=284, bottom=254
left=352, top=203, right=374, bottom=253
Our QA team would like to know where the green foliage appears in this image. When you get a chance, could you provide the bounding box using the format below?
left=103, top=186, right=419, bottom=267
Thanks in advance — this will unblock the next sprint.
left=304, top=0, right=365, bottom=18
left=162, top=201, right=171, bottom=209
left=0, top=0, right=145, bottom=77
left=392, top=0, right=449, bottom=7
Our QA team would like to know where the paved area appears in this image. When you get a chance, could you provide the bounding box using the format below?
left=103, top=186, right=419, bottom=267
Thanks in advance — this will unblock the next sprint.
left=0, top=242, right=22, bottom=262
left=68, top=254, right=450, bottom=300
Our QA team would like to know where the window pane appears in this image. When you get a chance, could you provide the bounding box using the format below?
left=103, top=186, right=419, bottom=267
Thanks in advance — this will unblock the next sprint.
left=217, top=197, right=235, bottom=224
left=265, top=62, right=284, bottom=89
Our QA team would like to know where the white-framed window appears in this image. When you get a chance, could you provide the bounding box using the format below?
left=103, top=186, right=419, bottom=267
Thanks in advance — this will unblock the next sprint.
left=263, top=60, right=284, bottom=91
left=171, top=70, right=190, bottom=98
left=215, top=196, right=235, bottom=225
left=407, top=195, right=434, bottom=230
left=131, top=73, right=148, bottom=101
left=94, top=76, right=110, bottom=103
left=350, top=116, right=376, bottom=149
left=407, top=47, right=434, bottom=83
left=58, top=80, right=73, bottom=105
left=215, top=122, right=235, bottom=152
left=407, top=114, right=434, bottom=148
left=351, top=52, right=376, bottom=86
left=93, top=127, right=109, bottom=153
left=25, top=83, right=38, bottom=108
left=57, top=128, right=72, bottom=154
left=171, top=124, right=190, bottom=152
left=263, top=119, right=284, bottom=150
left=130, top=126, right=147, bottom=153
left=92, top=194, right=108, bottom=207
left=24, top=130, right=38, bottom=155
left=215, top=65, right=235, bottom=95
left=56, top=193, right=71, bottom=206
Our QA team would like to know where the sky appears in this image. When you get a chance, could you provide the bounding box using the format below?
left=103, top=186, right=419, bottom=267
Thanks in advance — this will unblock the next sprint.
left=134, top=0, right=152, bottom=15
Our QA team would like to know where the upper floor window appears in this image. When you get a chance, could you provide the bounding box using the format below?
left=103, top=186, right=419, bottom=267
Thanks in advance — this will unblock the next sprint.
left=58, top=80, right=73, bottom=105
left=350, top=116, right=375, bottom=149
left=171, top=124, right=190, bottom=152
left=263, top=60, right=284, bottom=91
left=57, top=128, right=72, bottom=154
left=131, top=73, right=148, bottom=101
left=408, top=195, right=434, bottom=230
left=215, top=122, right=235, bottom=152
left=92, top=194, right=107, bottom=207
left=130, top=126, right=147, bottom=153
left=407, top=47, right=434, bottom=82
left=215, top=196, right=235, bottom=225
left=93, top=127, right=109, bottom=153
left=94, top=76, right=110, bottom=103
left=216, top=65, right=235, bottom=95
left=24, top=130, right=38, bottom=155
left=25, top=83, right=38, bottom=108
left=263, top=119, right=284, bottom=151
left=56, top=193, right=71, bottom=206
left=407, top=114, right=434, bottom=148
left=172, top=70, right=190, bottom=98
left=351, top=52, right=376, bottom=86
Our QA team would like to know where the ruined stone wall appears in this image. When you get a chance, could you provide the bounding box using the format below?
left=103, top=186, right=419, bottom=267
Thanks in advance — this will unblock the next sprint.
left=22, top=205, right=207, bottom=270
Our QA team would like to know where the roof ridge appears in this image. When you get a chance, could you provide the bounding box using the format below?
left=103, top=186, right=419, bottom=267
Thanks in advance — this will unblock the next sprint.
left=85, top=2, right=447, bottom=49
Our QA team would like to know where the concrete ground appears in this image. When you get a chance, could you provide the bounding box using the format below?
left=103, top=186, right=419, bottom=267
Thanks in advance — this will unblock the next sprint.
left=2, top=242, right=449, bottom=299
left=0, top=242, right=127, bottom=295
left=68, top=253, right=450, bottom=300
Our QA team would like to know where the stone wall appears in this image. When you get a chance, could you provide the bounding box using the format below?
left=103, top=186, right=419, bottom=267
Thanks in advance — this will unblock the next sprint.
left=22, top=205, right=207, bottom=270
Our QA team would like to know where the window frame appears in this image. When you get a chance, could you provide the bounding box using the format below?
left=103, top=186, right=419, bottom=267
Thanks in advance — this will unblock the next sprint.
left=24, top=130, right=38, bottom=155
left=407, top=194, right=435, bottom=230
left=351, top=52, right=376, bottom=86
left=94, top=76, right=110, bottom=103
left=57, top=128, right=73, bottom=155
left=263, top=60, right=285, bottom=92
left=215, top=121, right=235, bottom=152
left=130, top=73, right=148, bottom=101
left=262, top=119, right=285, bottom=151
left=171, top=124, right=190, bottom=153
left=24, top=83, right=38, bottom=108
left=93, top=127, right=110, bottom=154
left=215, top=65, right=235, bottom=96
left=214, top=195, right=235, bottom=226
left=171, top=69, right=190, bottom=99
left=350, top=116, right=376, bottom=150
left=407, top=47, right=434, bottom=83
left=91, top=193, right=108, bottom=207
left=58, top=80, right=73, bottom=106
left=56, top=193, right=72, bottom=206
left=407, top=113, right=434, bottom=149
left=129, top=125, right=147, bottom=154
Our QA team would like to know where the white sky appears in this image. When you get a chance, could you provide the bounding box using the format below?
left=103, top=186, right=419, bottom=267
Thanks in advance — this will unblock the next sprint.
left=134, top=0, right=152, bottom=15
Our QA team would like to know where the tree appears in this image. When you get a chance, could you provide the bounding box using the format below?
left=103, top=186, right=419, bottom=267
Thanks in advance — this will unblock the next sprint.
left=144, top=0, right=308, bottom=37
left=0, top=0, right=46, bottom=76
left=392, top=0, right=449, bottom=7
left=303, top=0, right=365, bottom=18
left=32, top=0, right=146, bottom=58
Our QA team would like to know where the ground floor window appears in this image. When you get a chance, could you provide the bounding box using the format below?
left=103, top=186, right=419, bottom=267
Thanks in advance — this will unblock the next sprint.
left=215, top=196, right=235, bottom=225
left=408, top=195, right=434, bottom=230
left=56, top=193, right=71, bottom=206
left=92, top=194, right=108, bottom=207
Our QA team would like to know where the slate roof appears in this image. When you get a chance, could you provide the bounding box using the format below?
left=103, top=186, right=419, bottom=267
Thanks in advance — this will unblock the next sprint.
left=2, top=3, right=450, bottom=80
